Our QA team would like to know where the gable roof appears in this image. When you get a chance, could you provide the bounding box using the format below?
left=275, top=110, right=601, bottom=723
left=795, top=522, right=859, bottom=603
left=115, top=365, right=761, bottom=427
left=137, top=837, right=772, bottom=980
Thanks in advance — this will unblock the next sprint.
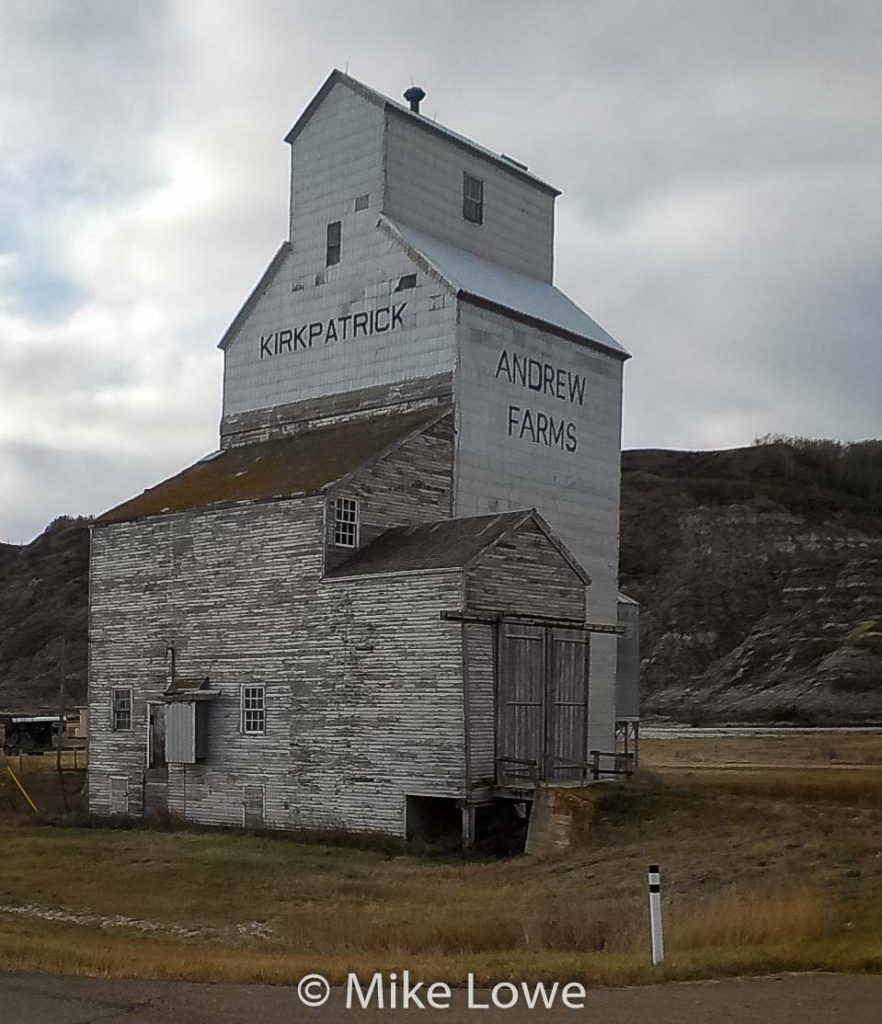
left=284, top=70, right=559, bottom=197
left=326, top=509, right=590, bottom=584
left=218, top=242, right=291, bottom=351
left=386, top=220, right=629, bottom=360
left=96, top=407, right=446, bottom=525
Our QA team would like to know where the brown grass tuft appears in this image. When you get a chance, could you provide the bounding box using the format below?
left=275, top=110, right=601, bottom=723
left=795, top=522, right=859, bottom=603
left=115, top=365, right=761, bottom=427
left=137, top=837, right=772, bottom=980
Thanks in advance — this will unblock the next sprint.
left=670, top=889, right=833, bottom=950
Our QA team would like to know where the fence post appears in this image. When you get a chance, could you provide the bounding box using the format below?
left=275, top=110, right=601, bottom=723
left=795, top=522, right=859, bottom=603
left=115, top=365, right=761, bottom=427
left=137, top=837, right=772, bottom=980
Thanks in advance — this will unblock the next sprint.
left=648, top=864, right=664, bottom=964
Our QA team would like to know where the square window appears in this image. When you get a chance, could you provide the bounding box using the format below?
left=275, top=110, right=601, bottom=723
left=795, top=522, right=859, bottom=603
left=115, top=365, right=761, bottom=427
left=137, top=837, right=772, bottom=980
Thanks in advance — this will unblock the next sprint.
left=334, top=496, right=359, bottom=547
left=241, top=685, right=266, bottom=735
left=112, top=687, right=132, bottom=731
left=354, top=193, right=370, bottom=211
left=326, top=220, right=341, bottom=266
left=463, top=173, right=484, bottom=224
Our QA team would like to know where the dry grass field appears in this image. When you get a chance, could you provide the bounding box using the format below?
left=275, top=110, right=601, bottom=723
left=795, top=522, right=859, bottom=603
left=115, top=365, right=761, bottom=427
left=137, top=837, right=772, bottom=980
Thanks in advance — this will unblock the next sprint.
left=641, top=730, right=882, bottom=769
left=2, top=736, right=882, bottom=986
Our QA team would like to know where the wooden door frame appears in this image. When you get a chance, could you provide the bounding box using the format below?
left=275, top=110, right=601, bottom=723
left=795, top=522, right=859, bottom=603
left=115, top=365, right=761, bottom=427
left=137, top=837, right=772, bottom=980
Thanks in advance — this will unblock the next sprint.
left=545, top=626, right=590, bottom=781
left=145, top=701, right=165, bottom=769
left=496, top=620, right=590, bottom=783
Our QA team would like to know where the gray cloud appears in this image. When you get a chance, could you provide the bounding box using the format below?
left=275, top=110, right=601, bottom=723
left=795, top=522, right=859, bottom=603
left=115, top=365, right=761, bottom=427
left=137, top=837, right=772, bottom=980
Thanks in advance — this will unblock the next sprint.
left=0, top=438, right=191, bottom=546
left=1, top=0, right=880, bottom=542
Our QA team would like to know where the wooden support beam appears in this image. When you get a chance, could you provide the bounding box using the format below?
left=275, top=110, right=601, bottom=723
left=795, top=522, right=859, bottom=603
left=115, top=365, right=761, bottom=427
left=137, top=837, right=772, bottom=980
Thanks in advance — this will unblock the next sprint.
left=441, top=610, right=623, bottom=634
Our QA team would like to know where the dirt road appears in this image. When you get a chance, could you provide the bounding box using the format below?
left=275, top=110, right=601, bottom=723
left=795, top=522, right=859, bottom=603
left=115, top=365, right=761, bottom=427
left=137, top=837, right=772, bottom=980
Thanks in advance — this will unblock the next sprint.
left=1, top=971, right=880, bottom=1023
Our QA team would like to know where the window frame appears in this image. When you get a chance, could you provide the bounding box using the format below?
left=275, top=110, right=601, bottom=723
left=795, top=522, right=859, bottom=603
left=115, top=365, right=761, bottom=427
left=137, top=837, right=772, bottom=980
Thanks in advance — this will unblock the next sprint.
left=240, top=684, right=266, bottom=736
left=111, top=686, right=133, bottom=732
left=333, top=496, right=359, bottom=548
left=326, top=220, right=342, bottom=266
left=462, top=172, right=484, bottom=224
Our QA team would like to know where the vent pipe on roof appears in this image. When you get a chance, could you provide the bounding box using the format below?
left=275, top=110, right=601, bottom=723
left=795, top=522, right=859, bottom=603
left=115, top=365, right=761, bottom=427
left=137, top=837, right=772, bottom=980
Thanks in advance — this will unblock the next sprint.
left=403, top=86, right=426, bottom=113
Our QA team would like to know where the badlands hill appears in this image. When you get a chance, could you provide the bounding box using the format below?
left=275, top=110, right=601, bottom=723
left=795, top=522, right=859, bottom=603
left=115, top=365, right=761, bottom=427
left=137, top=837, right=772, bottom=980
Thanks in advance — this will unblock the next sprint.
left=1, top=438, right=880, bottom=722
left=620, top=438, right=882, bottom=723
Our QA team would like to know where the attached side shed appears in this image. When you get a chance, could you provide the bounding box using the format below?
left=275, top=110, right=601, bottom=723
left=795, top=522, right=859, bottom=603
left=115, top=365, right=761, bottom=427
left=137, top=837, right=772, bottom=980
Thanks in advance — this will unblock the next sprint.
left=615, top=591, right=641, bottom=765
left=325, top=509, right=593, bottom=843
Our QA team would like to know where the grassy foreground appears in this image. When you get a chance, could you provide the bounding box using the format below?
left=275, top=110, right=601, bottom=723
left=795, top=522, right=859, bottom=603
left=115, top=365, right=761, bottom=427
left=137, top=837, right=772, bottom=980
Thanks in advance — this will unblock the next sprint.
left=641, top=730, right=882, bottom=769
left=3, top=756, right=882, bottom=985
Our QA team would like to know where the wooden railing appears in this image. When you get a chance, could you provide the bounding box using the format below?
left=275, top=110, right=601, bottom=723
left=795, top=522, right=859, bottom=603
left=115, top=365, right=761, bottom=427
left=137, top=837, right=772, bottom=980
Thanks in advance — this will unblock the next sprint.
left=497, top=752, right=636, bottom=787
left=587, top=750, right=636, bottom=780
left=496, top=757, right=541, bottom=787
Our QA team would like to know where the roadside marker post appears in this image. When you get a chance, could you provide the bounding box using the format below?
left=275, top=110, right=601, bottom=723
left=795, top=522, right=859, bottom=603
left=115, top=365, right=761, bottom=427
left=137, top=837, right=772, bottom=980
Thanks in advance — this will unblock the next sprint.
left=648, top=864, right=664, bottom=964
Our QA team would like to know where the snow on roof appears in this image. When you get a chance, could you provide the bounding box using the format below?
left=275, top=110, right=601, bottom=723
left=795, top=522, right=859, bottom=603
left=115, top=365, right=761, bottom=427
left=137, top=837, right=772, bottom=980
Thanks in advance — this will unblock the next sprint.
left=388, top=220, right=629, bottom=359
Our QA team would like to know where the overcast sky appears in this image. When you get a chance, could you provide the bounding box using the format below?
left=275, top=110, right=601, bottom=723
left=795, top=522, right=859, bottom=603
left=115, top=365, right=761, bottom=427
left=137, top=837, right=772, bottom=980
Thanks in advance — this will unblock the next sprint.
left=1, top=1, right=880, bottom=543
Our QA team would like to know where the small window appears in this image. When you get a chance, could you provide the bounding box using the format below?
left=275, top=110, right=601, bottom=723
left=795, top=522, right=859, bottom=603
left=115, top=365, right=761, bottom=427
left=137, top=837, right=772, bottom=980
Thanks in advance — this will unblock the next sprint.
left=395, top=273, right=417, bottom=292
left=241, top=685, right=266, bottom=735
left=112, top=687, right=132, bottom=731
left=354, top=193, right=370, bottom=211
left=334, top=496, right=359, bottom=547
left=326, top=220, right=341, bottom=266
left=463, top=172, right=484, bottom=224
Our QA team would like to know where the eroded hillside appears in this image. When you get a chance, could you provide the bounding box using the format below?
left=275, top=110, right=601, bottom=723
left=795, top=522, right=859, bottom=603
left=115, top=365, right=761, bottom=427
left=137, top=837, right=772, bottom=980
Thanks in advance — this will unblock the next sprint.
left=621, top=440, right=882, bottom=723
left=2, top=440, right=881, bottom=722
left=0, top=517, right=89, bottom=712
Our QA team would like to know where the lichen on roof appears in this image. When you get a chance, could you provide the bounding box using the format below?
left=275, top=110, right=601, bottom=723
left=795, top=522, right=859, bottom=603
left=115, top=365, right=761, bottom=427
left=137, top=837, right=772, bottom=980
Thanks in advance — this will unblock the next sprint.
left=97, top=407, right=446, bottom=525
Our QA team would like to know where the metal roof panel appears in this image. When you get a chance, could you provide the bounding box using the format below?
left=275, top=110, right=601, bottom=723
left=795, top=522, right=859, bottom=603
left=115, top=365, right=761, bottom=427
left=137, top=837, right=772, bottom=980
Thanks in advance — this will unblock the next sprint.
left=387, top=220, right=629, bottom=359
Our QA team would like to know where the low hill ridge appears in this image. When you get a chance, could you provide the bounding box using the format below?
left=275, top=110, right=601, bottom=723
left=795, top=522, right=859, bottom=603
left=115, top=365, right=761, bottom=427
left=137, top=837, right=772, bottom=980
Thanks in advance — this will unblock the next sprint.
left=2, top=439, right=880, bottom=722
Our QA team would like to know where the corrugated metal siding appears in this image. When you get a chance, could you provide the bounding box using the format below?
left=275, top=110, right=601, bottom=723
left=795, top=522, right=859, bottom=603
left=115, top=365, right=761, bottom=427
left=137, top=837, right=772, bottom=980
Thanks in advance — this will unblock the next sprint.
left=616, top=599, right=641, bottom=720
left=165, top=702, right=196, bottom=764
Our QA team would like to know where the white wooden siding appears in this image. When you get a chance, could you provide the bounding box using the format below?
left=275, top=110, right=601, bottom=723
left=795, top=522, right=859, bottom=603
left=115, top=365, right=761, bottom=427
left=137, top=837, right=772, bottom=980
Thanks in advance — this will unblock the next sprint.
left=454, top=307, right=624, bottom=752
left=325, top=414, right=454, bottom=571
left=384, top=111, right=555, bottom=283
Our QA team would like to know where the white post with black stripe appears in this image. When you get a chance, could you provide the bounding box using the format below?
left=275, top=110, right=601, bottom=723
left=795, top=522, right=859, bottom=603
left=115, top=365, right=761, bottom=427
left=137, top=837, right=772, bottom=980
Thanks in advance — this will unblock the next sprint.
left=648, top=864, right=664, bottom=964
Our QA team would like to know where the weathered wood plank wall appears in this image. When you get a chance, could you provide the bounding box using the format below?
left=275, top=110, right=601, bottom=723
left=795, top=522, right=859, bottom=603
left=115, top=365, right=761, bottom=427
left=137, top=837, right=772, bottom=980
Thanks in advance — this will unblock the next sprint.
left=466, top=520, right=587, bottom=621
left=325, top=413, right=455, bottom=571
